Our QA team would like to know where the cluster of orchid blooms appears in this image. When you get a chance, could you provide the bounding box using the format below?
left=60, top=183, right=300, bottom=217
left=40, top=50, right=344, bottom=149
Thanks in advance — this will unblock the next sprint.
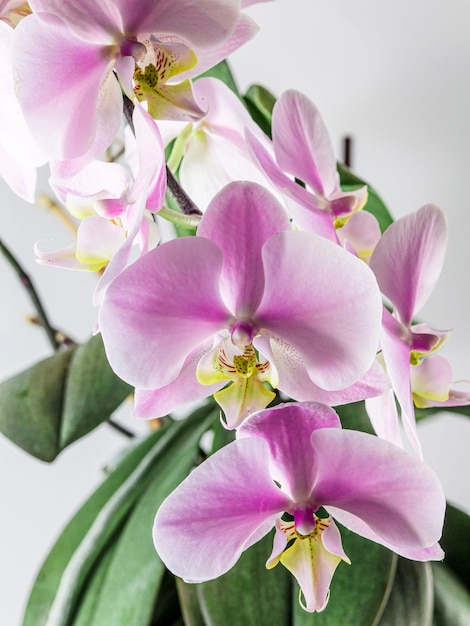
left=3, top=0, right=469, bottom=614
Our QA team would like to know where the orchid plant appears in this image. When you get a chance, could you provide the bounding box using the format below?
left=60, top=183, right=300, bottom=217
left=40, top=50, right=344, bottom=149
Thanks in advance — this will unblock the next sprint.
left=1, top=2, right=470, bottom=625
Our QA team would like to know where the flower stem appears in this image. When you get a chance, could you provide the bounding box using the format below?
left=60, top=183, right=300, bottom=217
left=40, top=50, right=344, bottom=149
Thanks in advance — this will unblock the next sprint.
left=0, top=238, right=135, bottom=439
left=0, top=237, right=60, bottom=350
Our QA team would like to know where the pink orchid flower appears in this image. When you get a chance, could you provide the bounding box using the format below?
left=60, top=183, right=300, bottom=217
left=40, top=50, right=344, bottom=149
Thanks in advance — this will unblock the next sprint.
left=12, top=0, right=246, bottom=163
left=99, top=181, right=385, bottom=427
left=36, top=104, right=166, bottom=304
left=0, top=15, right=45, bottom=201
left=158, top=76, right=276, bottom=210
left=153, top=402, right=445, bottom=613
left=247, top=89, right=372, bottom=244
left=368, top=204, right=451, bottom=455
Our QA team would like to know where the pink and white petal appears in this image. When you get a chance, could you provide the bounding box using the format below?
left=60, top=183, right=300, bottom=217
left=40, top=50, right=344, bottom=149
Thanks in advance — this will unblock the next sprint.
left=76, top=216, right=126, bottom=269
left=13, top=13, right=121, bottom=160
left=0, top=21, right=46, bottom=169
left=50, top=160, right=131, bottom=205
left=121, top=0, right=240, bottom=49
left=272, top=90, right=338, bottom=197
left=411, top=355, right=453, bottom=406
left=325, top=507, right=444, bottom=562
left=153, top=437, right=291, bottom=582
left=28, top=0, right=122, bottom=41
left=179, top=131, right=273, bottom=210
left=129, top=103, right=167, bottom=210
left=34, top=241, right=93, bottom=271
left=369, top=204, right=447, bottom=325
left=380, top=309, right=422, bottom=456
left=176, top=13, right=258, bottom=81
left=134, top=343, right=224, bottom=418
left=0, top=141, right=36, bottom=202
left=336, top=210, right=381, bottom=261
left=256, top=335, right=388, bottom=404
left=238, top=402, right=340, bottom=503
left=198, top=181, right=291, bottom=316
left=257, top=231, right=382, bottom=391
left=192, top=76, right=268, bottom=154
left=365, top=388, right=403, bottom=448
left=99, top=236, right=230, bottom=388
left=311, top=428, right=446, bottom=551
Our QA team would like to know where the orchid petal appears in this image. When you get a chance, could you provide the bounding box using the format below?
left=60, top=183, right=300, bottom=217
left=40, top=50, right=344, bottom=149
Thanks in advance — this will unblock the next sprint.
left=119, top=0, right=240, bottom=49
left=256, top=335, right=389, bottom=404
left=380, top=308, right=422, bottom=456
left=179, top=130, right=271, bottom=210
left=336, top=210, right=381, bottom=262
left=133, top=342, right=224, bottom=418
left=365, top=387, right=403, bottom=448
left=198, top=181, right=291, bottom=316
left=369, top=204, right=447, bottom=325
left=272, top=90, right=338, bottom=196
left=99, top=236, right=230, bottom=388
left=411, top=355, right=453, bottom=407
left=257, top=230, right=382, bottom=390
left=237, top=402, right=340, bottom=503
left=153, top=437, right=291, bottom=582
left=13, top=13, right=121, bottom=160
left=28, top=0, right=122, bottom=41
left=325, top=507, right=444, bottom=562
left=75, top=216, right=126, bottom=269
left=310, top=428, right=446, bottom=551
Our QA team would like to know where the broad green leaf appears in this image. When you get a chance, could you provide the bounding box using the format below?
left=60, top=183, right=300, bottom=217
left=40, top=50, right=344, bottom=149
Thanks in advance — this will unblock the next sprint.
left=60, top=334, right=132, bottom=448
left=84, top=406, right=216, bottom=626
left=432, top=563, right=470, bottom=626
left=338, top=163, right=394, bottom=234
left=72, top=543, right=119, bottom=626
left=23, top=404, right=214, bottom=626
left=197, top=533, right=292, bottom=626
left=0, top=346, right=75, bottom=461
left=293, top=527, right=397, bottom=626
left=378, top=559, right=433, bottom=626
left=243, top=84, right=276, bottom=137
left=439, top=504, right=470, bottom=589
left=0, top=334, right=131, bottom=461
left=23, top=424, right=171, bottom=626
left=195, top=60, right=239, bottom=96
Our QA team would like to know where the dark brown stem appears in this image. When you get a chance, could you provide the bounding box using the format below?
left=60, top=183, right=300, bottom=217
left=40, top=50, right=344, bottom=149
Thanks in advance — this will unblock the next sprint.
left=0, top=238, right=59, bottom=350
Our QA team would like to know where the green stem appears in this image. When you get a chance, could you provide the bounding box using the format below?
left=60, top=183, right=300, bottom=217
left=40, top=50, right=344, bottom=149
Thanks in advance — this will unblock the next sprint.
left=157, top=205, right=201, bottom=229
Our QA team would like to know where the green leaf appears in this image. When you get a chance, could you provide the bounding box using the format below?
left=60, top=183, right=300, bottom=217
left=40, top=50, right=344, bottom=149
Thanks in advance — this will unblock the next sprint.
left=23, top=404, right=214, bottom=626
left=0, top=334, right=131, bottom=461
left=195, top=60, right=239, bottom=96
left=243, top=84, right=276, bottom=137
left=440, top=504, right=470, bottom=590
left=337, top=163, right=394, bottom=234
left=293, top=527, right=397, bottom=626
left=0, top=346, right=76, bottom=461
left=197, top=533, right=292, bottom=625
left=60, top=334, right=132, bottom=449
left=378, top=559, right=433, bottom=626
left=334, top=400, right=374, bottom=434
left=23, top=424, right=171, bottom=626
left=432, top=563, right=470, bottom=626
left=83, top=406, right=216, bottom=626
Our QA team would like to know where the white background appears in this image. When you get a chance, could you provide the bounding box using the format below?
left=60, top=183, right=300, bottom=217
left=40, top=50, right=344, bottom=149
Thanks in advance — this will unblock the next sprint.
left=2, top=1, right=470, bottom=624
